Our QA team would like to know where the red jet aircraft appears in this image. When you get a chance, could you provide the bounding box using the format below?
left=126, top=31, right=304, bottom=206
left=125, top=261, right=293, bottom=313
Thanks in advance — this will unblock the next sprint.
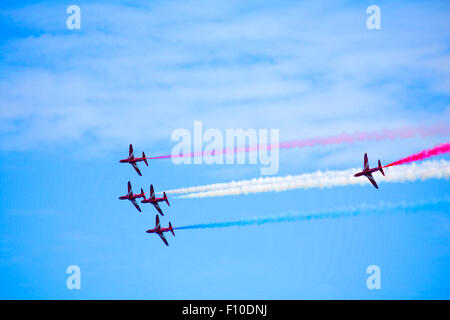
left=354, top=153, right=385, bottom=189
left=141, top=184, right=170, bottom=215
left=146, top=215, right=175, bottom=246
left=119, top=181, right=145, bottom=212
left=119, top=144, right=148, bottom=176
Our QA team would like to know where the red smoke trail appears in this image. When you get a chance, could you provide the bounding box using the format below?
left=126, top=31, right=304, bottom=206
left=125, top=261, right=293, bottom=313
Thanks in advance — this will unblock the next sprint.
left=384, top=142, right=450, bottom=168
left=147, top=123, right=449, bottom=160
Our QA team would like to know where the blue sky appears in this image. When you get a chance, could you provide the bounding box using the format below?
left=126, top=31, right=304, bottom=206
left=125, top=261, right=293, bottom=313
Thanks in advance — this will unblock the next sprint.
left=0, top=0, right=449, bottom=299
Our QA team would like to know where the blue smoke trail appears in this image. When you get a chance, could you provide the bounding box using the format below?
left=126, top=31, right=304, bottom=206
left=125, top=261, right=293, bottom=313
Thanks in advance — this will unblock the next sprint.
left=174, top=198, right=450, bottom=231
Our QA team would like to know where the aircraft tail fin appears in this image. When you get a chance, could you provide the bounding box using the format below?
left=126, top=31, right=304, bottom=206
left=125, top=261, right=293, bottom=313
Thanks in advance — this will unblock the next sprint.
left=169, top=222, right=175, bottom=236
left=140, top=188, right=145, bottom=196
left=378, top=160, right=385, bottom=176
left=143, top=152, right=148, bottom=166
left=164, top=192, right=170, bottom=206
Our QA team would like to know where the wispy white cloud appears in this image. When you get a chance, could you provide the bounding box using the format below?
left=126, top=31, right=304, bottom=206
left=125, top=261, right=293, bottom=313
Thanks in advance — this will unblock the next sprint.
left=0, top=0, right=449, bottom=161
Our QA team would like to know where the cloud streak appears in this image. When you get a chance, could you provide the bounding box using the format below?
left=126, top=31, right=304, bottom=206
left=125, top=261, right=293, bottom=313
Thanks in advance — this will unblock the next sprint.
left=0, top=0, right=449, bottom=157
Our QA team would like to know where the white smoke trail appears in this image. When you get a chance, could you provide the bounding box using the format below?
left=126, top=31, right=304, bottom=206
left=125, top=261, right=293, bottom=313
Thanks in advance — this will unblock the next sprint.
left=174, top=160, right=450, bottom=199
left=164, top=175, right=291, bottom=194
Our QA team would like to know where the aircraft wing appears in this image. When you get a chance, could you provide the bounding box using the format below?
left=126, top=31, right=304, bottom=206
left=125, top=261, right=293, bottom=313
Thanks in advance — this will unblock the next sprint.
left=152, top=202, right=164, bottom=216
left=364, top=153, right=369, bottom=171
left=129, top=144, right=134, bottom=158
left=127, top=181, right=132, bottom=195
left=150, top=184, right=155, bottom=199
left=366, top=173, right=378, bottom=189
left=130, top=199, right=142, bottom=212
left=155, top=214, right=161, bottom=228
left=158, top=232, right=169, bottom=246
left=131, top=162, right=142, bottom=176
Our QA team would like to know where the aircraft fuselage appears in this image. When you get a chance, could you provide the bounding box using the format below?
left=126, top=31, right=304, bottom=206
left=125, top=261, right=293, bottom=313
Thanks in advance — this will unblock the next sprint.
left=354, top=167, right=382, bottom=177
left=141, top=197, right=165, bottom=204
left=119, top=193, right=144, bottom=200
left=146, top=227, right=171, bottom=234
left=119, top=156, right=146, bottom=163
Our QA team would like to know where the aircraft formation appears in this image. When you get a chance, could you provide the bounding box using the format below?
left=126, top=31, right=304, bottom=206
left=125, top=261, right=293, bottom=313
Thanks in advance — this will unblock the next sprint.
left=119, top=145, right=385, bottom=246
left=119, top=144, right=174, bottom=246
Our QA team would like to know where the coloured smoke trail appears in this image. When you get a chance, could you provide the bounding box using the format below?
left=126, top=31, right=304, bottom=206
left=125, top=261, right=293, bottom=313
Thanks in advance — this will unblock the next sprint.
left=149, top=123, right=449, bottom=160
left=165, top=140, right=450, bottom=198
left=174, top=198, right=450, bottom=231
left=383, top=142, right=450, bottom=168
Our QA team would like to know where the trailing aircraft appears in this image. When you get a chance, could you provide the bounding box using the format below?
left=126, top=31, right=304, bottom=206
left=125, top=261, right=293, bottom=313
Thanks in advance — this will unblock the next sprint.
left=354, top=153, right=385, bottom=189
